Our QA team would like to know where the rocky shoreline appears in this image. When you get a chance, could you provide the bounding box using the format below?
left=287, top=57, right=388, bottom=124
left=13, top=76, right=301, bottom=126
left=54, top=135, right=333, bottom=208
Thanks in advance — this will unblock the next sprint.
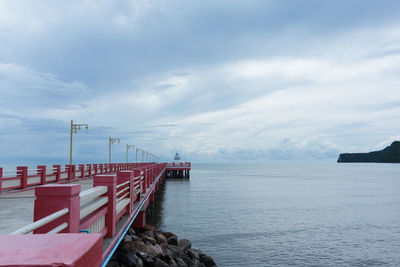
left=107, top=224, right=217, bottom=267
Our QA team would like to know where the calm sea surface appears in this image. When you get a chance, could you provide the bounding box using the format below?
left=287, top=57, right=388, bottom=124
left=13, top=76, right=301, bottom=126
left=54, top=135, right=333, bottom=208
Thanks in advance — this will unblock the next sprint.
left=148, top=162, right=400, bottom=266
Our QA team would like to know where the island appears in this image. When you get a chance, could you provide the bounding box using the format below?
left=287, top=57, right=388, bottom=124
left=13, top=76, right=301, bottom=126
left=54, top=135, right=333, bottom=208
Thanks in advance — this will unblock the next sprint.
left=337, top=141, right=400, bottom=163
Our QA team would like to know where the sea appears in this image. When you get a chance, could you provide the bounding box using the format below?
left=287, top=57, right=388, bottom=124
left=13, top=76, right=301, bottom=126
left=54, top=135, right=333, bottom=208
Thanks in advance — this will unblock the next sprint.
left=147, top=162, right=400, bottom=266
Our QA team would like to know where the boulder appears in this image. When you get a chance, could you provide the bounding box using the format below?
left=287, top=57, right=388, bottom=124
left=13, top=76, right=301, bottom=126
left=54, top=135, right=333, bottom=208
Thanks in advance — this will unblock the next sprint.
left=143, top=224, right=156, bottom=231
left=187, top=249, right=200, bottom=260
left=176, top=257, right=188, bottom=267
left=163, top=232, right=177, bottom=239
left=154, top=231, right=167, bottom=244
left=144, top=230, right=154, bottom=238
left=145, top=236, right=157, bottom=245
left=128, top=228, right=136, bottom=236
left=136, top=251, right=147, bottom=260
left=200, top=254, right=216, bottom=267
left=167, top=236, right=178, bottom=246
left=113, top=251, right=140, bottom=266
left=177, top=239, right=191, bottom=251
left=154, top=257, right=169, bottom=267
left=106, top=261, right=120, bottom=267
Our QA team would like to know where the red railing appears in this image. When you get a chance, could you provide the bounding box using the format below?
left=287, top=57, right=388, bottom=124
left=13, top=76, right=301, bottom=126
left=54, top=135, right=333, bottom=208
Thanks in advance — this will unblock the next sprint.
left=0, top=163, right=155, bottom=194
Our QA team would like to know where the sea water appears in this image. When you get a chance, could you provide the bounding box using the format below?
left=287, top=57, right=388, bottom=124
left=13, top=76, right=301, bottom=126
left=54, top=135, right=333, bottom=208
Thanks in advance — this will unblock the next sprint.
left=148, top=162, right=400, bottom=266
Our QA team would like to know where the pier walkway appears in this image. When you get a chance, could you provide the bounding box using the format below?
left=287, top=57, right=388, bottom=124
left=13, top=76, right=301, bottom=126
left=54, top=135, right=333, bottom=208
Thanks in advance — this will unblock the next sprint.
left=0, top=162, right=191, bottom=266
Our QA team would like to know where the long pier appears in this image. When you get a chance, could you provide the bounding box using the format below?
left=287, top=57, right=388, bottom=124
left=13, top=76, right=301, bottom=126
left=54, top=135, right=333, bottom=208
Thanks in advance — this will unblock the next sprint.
left=0, top=162, right=191, bottom=266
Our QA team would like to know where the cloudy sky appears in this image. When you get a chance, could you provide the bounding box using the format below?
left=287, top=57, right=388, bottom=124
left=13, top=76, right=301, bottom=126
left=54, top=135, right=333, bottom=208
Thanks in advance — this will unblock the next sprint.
left=1, top=0, right=400, bottom=164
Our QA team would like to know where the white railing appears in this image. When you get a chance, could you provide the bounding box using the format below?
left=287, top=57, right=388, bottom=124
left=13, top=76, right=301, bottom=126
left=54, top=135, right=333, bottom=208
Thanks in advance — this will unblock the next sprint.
left=80, top=197, right=108, bottom=219
left=80, top=186, right=108, bottom=205
left=10, top=208, right=69, bottom=235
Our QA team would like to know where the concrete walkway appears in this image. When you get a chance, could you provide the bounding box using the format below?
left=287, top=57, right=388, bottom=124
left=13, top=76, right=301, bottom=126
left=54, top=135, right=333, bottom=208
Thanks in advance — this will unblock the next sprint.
left=0, top=179, right=94, bottom=234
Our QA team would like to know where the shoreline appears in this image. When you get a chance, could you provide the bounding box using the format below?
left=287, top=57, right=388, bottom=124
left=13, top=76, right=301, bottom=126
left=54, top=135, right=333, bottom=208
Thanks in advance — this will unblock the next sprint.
left=108, top=224, right=217, bottom=267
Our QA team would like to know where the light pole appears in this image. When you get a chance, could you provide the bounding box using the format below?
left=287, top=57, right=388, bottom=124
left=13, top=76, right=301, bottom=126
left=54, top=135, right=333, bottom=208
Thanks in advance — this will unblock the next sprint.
left=136, top=147, right=139, bottom=163
left=109, top=136, right=120, bottom=164
left=141, top=150, right=144, bottom=163
left=70, top=120, right=88, bottom=167
left=126, top=144, right=134, bottom=163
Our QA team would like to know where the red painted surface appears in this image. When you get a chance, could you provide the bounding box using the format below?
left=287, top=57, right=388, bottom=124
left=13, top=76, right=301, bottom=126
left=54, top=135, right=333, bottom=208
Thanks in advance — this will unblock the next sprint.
left=0, top=234, right=103, bottom=267
left=1, top=162, right=184, bottom=266
left=93, top=175, right=117, bottom=238
left=17, top=166, right=28, bottom=189
left=34, top=184, right=81, bottom=234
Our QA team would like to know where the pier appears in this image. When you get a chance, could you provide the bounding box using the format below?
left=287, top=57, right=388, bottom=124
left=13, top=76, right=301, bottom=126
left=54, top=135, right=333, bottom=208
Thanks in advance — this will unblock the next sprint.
left=0, top=162, right=191, bottom=266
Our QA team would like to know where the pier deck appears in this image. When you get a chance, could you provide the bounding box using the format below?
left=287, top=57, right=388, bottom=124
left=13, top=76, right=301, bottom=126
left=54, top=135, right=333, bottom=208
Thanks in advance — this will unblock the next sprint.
left=0, top=162, right=191, bottom=266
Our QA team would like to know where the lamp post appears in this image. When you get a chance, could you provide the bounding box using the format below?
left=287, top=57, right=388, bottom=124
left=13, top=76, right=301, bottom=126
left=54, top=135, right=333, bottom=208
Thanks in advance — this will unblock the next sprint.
left=70, top=120, right=88, bottom=167
left=136, top=147, right=139, bottom=163
left=109, top=136, right=120, bottom=164
left=126, top=144, right=134, bottom=163
left=141, top=150, right=144, bottom=163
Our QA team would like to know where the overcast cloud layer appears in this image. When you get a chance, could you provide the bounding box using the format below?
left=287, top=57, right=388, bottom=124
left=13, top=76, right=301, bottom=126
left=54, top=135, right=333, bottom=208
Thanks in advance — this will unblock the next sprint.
left=1, top=0, right=400, bottom=164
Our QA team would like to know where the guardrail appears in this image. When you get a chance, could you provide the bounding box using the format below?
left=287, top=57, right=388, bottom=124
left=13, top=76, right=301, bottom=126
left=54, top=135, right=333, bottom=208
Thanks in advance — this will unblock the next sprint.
left=0, top=163, right=154, bottom=194
left=166, top=162, right=191, bottom=168
left=2, top=162, right=185, bottom=266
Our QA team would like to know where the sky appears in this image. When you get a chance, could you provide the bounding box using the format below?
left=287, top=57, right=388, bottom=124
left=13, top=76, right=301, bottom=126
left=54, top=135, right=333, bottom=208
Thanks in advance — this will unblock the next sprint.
left=1, top=0, right=400, bottom=164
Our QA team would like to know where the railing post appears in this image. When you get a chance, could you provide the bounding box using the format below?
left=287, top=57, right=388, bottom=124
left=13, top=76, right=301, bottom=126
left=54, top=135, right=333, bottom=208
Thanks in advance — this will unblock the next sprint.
left=117, top=171, right=135, bottom=213
left=53, top=165, right=61, bottom=182
left=86, top=164, right=91, bottom=177
left=17, top=166, right=28, bottom=189
left=0, top=167, right=3, bottom=194
left=93, top=175, right=117, bottom=238
left=93, top=164, right=98, bottom=175
left=37, top=165, right=46, bottom=185
left=79, top=164, right=85, bottom=178
left=66, top=164, right=76, bottom=180
left=133, top=169, right=141, bottom=200
left=34, top=184, right=81, bottom=233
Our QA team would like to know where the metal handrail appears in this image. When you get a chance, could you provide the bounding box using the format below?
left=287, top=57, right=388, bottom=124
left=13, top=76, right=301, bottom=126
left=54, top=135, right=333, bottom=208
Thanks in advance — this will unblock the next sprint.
left=80, top=197, right=108, bottom=219
left=116, top=180, right=130, bottom=189
left=48, top=222, right=68, bottom=234
left=79, top=186, right=108, bottom=205
left=117, top=192, right=130, bottom=203
left=117, top=186, right=129, bottom=197
left=10, top=208, right=69, bottom=235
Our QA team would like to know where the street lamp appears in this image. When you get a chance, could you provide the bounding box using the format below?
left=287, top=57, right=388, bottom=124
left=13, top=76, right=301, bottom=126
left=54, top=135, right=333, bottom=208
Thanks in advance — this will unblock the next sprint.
left=109, top=136, right=120, bottom=164
left=126, top=144, right=134, bottom=163
left=70, top=120, right=88, bottom=167
left=136, top=147, right=139, bottom=163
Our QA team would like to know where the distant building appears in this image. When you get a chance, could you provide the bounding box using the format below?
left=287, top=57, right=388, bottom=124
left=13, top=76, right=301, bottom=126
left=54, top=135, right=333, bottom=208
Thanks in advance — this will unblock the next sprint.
left=174, top=152, right=181, bottom=164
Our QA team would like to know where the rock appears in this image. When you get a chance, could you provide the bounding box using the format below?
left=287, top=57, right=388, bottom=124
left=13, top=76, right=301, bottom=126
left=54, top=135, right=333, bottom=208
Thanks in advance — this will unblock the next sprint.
left=163, top=232, right=177, bottom=239
left=106, top=261, right=121, bottom=267
left=175, top=257, right=188, bottom=267
left=154, top=231, right=167, bottom=244
left=136, top=251, right=147, bottom=260
left=150, top=243, right=164, bottom=257
left=123, top=235, right=133, bottom=243
left=173, top=250, right=192, bottom=266
left=187, top=249, right=200, bottom=260
left=128, top=228, right=136, bottom=236
left=177, top=239, right=191, bottom=251
left=200, top=254, right=216, bottom=267
left=167, top=236, right=178, bottom=246
left=144, top=224, right=156, bottom=231
left=145, top=230, right=155, bottom=238
left=193, top=259, right=205, bottom=267
left=145, top=236, right=157, bottom=245
left=133, top=241, right=147, bottom=251
left=113, top=251, right=140, bottom=266
left=145, top=256, right=154, bottom=266
left=154, top=257, right=169, bottom=267
left=130, top=234, right=142, bottom=242
left=169, top=259, right=178, bottom=267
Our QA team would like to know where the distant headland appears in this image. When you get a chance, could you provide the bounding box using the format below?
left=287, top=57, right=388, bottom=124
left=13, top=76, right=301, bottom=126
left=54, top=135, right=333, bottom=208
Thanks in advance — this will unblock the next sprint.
left=337, top=141, right=400, bottom=163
